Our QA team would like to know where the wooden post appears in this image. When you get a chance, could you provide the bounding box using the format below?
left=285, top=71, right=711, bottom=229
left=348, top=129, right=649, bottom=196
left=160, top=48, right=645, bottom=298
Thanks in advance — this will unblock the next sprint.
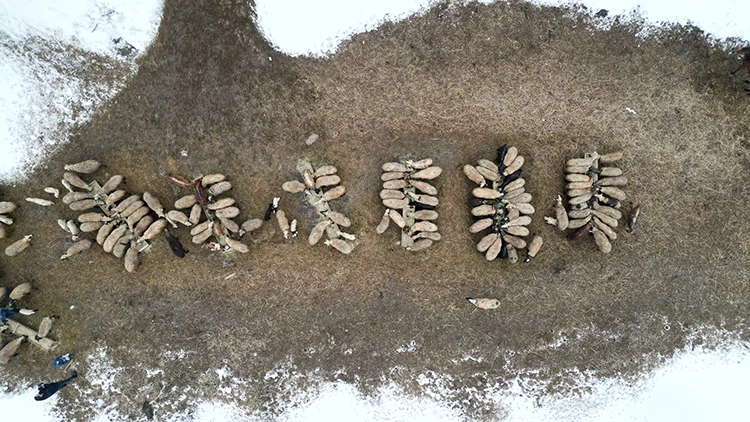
left=401, top=186, right=415, bottom=249
left=89, top=181, right=151, bottom=252
left=587, top=152, right=600, bottom=184
left=297, top=159, right=342, bottom=237
left=586, top=152, right=599, bottom=232
left=5, top=319, right=59, bottom=352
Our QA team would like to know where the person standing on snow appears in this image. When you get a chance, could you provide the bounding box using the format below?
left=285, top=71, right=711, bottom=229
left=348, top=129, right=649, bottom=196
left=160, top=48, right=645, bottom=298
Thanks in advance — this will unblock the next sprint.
left=35, top=371, right=78, bottom=401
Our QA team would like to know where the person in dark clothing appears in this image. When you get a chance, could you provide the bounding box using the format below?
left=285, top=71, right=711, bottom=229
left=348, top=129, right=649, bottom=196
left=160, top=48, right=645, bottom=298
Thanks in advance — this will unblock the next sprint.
left=35, top=371, right=78, bottom=401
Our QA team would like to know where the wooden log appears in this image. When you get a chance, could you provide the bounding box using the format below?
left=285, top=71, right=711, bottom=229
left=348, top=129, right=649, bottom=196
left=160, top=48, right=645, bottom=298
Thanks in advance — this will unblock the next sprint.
left=5, top=319, right=59, bottom=352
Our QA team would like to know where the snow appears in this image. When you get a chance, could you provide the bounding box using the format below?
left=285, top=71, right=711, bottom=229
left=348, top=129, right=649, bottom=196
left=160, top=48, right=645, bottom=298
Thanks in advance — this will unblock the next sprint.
left=2, top=0, right=750, bottom=420
left=3, top=0, right=746, bottom=181
left=0, top=313, right=749, bottom=421
left=279, top=382, right=463, bottom=422
left=538, top=0, right=747, bottom=43
left=0, top=385, right=59, bottom=422
left=255, top=0, right=431, bottom=56
left=0, top=0, right=162, bottom=55
left=255, top=0, right=750, bottom=57
left=0, top=59, right=29, bottom=178
left=0, top=0, right=163, bottom=182
left=502, top=336, right=750, bottom=421
left=5, top=328, right=750, bottom=421
left=188, top=401, right=256, bottom=422
left=396, top=339, right=419, bottom=353
left=281, top=333, right=750, bottom=422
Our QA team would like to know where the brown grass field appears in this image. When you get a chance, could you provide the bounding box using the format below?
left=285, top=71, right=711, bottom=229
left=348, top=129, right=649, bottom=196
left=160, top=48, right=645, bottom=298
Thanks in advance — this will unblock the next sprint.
left=2, top=0, right=750, bottom=419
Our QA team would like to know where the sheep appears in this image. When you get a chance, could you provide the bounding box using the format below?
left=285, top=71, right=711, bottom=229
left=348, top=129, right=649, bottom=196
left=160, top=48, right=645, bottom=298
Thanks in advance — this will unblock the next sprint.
left=0, top=336, right=27, bottom=365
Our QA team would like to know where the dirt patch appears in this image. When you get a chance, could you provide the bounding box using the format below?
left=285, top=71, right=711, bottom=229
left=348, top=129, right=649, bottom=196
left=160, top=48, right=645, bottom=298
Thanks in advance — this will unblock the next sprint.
left=2, top=0, right=750, bottom=419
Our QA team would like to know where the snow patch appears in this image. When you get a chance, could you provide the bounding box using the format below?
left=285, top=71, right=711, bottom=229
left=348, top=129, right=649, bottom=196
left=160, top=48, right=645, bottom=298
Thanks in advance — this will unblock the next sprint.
left=255, top=0, right=750, bottom=58
left=0, top=0, right=163, bottom=182
left=188, top=401, right=257, bottom=422
left=74, top=345, right=125, bottom=417
left=163, top=349, right=191, bottom=360
left=0, top=0, right=163, bottom=56
left=255, top=0, right=431, bottom=57
left=215, top=365, right=232, bottom=381
left=2, top=326, right=750, bottom=420
left=396, top=340, right=419, bottom=353
left=145, top=368, right=164, bottom=378
left=0, top=40, right=131, bottom=182
left=279, top=382, right=462, bottom=422
left=0, top=386, right=59, bottom=422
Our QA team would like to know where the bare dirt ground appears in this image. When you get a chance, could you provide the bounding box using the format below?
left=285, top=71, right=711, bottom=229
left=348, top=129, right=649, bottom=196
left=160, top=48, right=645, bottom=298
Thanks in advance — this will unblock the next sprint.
left=2, top=0, right=750, bottom=419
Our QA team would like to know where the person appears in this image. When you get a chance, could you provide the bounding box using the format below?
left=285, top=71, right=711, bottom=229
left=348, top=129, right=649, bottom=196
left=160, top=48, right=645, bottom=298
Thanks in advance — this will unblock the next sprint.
left=35, top=371, right=78, bottom=401
left=52, top=352, right=73, bottom=367
left=0, top=308, right=18, bottom=323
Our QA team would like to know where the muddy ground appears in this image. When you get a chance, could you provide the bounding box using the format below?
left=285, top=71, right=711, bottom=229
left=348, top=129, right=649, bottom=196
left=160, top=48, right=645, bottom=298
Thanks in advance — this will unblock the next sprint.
left=2, top=0, right=750, bottom=419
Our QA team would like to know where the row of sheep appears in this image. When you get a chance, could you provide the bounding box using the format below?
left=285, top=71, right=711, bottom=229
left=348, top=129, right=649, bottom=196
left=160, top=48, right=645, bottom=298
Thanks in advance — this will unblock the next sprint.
left=0, top=150, right=640, bottom=274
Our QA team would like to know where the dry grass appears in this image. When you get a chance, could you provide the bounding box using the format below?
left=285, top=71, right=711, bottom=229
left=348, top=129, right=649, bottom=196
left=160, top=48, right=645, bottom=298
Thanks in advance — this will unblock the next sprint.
left=2, top=0, right=750, bottom=419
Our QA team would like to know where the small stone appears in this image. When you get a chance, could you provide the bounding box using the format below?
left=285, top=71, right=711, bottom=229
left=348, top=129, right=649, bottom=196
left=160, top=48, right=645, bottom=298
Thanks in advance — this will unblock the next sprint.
left=305, top=133, right=319, bottom=145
